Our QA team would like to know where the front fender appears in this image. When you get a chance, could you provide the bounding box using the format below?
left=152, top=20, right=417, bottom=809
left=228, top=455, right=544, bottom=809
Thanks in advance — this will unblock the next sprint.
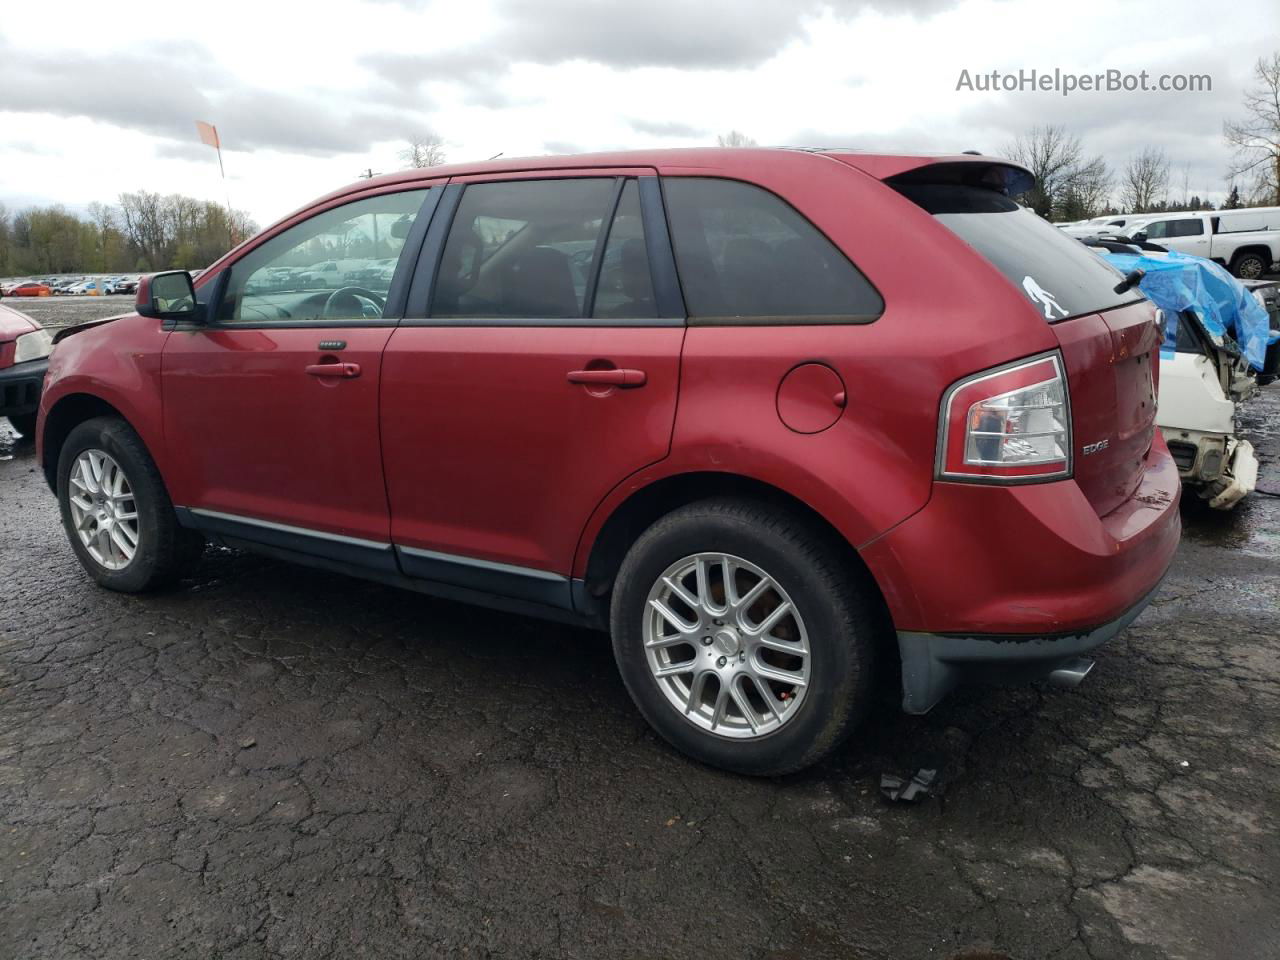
left=39, top=314, right=171, bottom=480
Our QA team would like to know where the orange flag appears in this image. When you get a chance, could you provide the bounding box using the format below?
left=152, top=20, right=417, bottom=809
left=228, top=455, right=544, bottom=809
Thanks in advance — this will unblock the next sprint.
left=195, top=121, right=220, bottom=149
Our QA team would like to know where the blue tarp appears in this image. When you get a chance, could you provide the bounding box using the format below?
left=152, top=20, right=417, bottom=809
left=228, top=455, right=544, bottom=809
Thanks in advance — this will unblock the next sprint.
left=1099, top=249, right=1277, bottom=371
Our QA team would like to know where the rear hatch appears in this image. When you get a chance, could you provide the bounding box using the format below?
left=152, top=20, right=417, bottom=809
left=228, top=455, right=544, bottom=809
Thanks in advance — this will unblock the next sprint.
left=891, top=170, right=1158, bottom=517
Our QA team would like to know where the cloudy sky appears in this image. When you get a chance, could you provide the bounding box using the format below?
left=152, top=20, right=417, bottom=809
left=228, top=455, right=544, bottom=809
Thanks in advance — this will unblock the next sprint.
left=1, top=0, right=1276, bottom=227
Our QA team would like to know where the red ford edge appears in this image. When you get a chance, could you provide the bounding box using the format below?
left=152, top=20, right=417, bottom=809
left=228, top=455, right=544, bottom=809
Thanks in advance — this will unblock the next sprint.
left=36, top=148, right=1180, bottom=774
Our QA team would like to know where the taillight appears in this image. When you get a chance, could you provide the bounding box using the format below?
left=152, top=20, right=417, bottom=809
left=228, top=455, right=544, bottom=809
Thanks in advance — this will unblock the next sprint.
left=938, top=352, right=1072, bottom=483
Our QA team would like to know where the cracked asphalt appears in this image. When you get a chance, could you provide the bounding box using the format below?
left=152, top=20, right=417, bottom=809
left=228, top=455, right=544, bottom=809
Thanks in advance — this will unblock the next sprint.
left=1, top=313, right=1277, bottom=959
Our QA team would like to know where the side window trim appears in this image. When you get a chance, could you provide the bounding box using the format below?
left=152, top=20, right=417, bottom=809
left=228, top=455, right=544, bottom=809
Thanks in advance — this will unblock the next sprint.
left=405, top=182, right=464, bottom=320
left=205, top=186, right=442, bottom=330
left=581, top=178, right=626, bottom=318
left=639, top=176, right=688, bottom=320
left=401, top=175, right=684, bottom=328
left=382, top=186, right=444, bottom=319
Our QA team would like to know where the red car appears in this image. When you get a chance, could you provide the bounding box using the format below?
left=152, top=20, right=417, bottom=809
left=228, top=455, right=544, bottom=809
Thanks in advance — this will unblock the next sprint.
left=36, top=149, right=1180, bottom=774
left=6, top=281, right=53, bottom=297
left=0, top=298, right=52, bottom=436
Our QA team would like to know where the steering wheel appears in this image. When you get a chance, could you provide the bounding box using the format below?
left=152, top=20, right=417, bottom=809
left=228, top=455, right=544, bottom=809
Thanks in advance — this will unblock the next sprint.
left=323, top=286, right=385, bottom=318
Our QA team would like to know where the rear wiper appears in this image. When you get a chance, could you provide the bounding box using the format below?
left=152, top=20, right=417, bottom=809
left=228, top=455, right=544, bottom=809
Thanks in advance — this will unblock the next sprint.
left=1113, top=268, right=1145, bottom=294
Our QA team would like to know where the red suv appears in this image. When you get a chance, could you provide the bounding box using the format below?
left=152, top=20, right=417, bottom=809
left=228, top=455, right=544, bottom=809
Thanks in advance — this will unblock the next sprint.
left=37, top=149, right=1180, bottom=774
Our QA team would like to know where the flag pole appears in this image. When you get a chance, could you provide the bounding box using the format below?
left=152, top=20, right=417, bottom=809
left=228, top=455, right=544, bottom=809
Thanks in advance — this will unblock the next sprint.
left=196, top=121, right=235, bottom=247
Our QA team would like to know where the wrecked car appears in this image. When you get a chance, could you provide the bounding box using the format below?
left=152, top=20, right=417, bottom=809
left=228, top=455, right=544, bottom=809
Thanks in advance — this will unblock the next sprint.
left=1095, top=246, right=1279, bottom=509
left=0, top=294, right=53, bottom=438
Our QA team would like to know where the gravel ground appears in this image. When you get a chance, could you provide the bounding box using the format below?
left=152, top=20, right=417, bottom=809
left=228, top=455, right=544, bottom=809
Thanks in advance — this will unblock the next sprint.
left=7, top=295, right=137, bottom=330
left=1, top=298, right=1277, bottom=959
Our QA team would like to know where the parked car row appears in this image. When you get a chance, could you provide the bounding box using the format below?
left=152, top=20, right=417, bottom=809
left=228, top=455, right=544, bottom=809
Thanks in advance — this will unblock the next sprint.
left=34, top=148, right=1183, bottom=776
left=241, top=257, right=401, bottom=297
left=0, top=275, right=144, bottom=297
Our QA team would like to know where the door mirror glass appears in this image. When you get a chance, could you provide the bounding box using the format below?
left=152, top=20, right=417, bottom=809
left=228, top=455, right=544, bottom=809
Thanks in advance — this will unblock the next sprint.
left=137, top=271, right=198, bottom=320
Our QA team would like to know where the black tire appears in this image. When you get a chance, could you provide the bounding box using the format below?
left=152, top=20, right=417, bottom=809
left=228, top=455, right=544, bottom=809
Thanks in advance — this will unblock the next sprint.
left=1231, top=251, right=1268, bottom=280
left=610, top=497, right=878, bottom=776
left=7, top=412, right=37, bottom=438
left=56, top=416, right=204, bottom=592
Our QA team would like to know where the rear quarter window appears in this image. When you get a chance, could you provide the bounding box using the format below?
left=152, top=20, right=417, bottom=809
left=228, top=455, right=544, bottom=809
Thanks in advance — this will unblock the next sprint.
left=893, top=181, right=1139, bottom=321
left=663, top=177, right=883, bottom=323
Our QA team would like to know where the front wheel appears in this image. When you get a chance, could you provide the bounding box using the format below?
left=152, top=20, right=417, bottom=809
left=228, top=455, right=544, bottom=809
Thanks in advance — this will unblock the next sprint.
left=57, top=416, right=204, bottom=592
left=610, top=498, right=878, bottom=776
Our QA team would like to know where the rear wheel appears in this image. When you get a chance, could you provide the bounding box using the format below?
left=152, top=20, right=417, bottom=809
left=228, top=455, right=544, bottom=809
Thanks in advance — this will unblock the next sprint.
left=57, top=416, right=204, bottom=592
left=610, top=498, right=877, bottom=776
left=1231, top=251, right=1267, bottom=280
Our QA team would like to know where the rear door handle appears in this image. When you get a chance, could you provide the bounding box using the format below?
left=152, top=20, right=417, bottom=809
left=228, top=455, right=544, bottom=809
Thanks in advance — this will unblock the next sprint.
left=306, top=361, right=361, bottom=379
left=566, top=368, right=647, bottom=387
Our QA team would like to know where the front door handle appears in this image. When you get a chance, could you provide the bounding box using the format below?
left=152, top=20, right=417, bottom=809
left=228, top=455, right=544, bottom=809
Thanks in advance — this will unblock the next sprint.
left=306, top=361, right=361, bottom=379
left=567, top=368, right=647, bottom=387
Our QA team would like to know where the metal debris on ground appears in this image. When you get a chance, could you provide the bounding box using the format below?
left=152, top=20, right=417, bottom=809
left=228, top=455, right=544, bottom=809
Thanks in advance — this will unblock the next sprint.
left=879, top=768, right=938, bottom=803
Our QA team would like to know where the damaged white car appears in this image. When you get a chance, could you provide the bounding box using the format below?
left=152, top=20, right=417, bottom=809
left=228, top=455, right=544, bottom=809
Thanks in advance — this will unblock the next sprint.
left=1087, top=240, right=1279, bottom=509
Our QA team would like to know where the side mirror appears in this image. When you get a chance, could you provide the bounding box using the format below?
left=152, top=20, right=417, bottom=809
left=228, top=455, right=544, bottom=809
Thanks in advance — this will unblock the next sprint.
left=136, top=271, right=200, bottom=321
left=1132, top=231, right=1147, bottom=242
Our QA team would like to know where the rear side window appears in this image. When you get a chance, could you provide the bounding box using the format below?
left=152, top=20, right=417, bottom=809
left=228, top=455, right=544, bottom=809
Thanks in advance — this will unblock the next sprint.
left=1146, top=218, right=1203, bottom=238
left=432, top=178, right=615, bottom=318
left=894, top=181, right=1138, bottom=320
left=662, top=177, right=883, bottom=321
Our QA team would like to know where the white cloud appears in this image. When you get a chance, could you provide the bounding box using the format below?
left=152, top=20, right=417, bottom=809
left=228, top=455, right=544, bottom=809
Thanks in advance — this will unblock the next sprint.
left=0, top=0, right=1275, bottom=226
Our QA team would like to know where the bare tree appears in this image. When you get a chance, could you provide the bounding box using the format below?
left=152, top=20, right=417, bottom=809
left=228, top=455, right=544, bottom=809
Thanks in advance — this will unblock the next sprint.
left=717, top=130, right=758, bottom=148
left=1224, top=52, right=1280, bottom=206
left=400, top=133, right=447, bottom=169
left=86, top=202, right=118, bottom=271
left=116, top=192, right=255, bottom=270
left=0, top=203, right=10, bottom=275
left=118, top=191, right=168, bottom=268
left=1058, top=156, right=1113, bottom=220
left=1120, top=148, right=1171, bottom=213
left=1002, top=125, right=1110, bottom=219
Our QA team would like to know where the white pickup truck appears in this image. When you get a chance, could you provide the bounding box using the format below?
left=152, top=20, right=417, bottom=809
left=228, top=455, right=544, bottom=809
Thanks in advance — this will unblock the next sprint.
left=1128, top=208, right=1280, bottom=279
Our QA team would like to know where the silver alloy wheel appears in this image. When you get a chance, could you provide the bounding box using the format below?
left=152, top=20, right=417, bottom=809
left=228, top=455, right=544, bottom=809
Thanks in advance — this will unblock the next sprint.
left=643, top=552, right=811, bottom=739
left=67, top=449, right=140, bottom=571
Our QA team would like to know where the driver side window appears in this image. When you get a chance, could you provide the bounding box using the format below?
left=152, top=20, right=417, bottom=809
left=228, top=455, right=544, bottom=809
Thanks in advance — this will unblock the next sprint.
left=217, top=189, right=431, bottom=323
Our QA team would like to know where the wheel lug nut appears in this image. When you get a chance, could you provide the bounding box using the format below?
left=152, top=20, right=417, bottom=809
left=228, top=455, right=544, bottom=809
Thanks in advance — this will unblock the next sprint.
left=714, top=619, right=724, bottom=626
left=701, top=636, right=712, bottom=646
left=717, top=656, right=726, bottom=667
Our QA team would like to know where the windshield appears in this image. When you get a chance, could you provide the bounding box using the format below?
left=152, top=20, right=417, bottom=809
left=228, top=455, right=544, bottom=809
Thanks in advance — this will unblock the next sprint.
left=894, top=182, right=1141, bottom=321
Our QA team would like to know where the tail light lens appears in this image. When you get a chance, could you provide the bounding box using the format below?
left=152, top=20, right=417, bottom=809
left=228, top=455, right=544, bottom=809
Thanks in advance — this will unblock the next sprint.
left=938, top=352, right=1072, bottom=482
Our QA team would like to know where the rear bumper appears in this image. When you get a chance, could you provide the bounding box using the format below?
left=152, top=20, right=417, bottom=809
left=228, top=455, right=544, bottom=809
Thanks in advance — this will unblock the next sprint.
left=896, top=577, right=1165, bottom=713
left=861, top=441, right=1181, bottom=711
left=861, top=441, right=1181, bottom=636
left=0, top=357, right=48, bottom=417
